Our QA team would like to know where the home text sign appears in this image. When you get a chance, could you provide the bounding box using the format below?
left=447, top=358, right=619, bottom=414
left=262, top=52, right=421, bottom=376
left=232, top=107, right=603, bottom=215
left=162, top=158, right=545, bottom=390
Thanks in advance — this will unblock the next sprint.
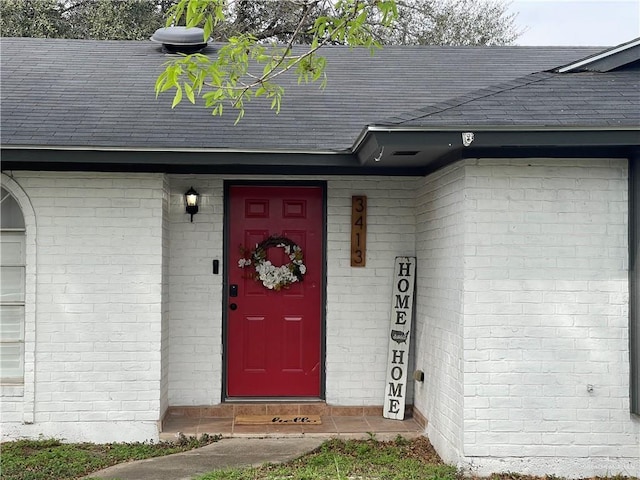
left=383, top=256, right=416, bottom=420
left=351, top=195, right=367, bottom=267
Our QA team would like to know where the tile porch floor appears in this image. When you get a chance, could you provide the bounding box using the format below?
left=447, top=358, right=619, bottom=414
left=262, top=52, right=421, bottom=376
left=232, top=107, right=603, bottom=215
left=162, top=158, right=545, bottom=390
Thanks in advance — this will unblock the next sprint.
left=160, top=404, right=424, bottom=441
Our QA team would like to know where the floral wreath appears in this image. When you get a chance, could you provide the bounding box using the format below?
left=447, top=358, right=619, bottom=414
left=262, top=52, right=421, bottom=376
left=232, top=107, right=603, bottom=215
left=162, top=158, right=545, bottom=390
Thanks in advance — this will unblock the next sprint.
left=238, top=235, right=306, bottom=290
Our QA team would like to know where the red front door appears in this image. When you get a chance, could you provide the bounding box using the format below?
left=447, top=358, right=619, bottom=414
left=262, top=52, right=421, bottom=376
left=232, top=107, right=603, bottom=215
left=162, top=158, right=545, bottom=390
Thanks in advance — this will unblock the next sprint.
left=226, top=185, right=323, bottom=397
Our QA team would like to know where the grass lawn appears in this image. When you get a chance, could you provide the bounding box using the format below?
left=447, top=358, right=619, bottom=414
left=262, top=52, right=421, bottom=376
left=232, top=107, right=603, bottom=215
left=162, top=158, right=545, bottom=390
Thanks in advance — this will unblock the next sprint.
left=195, top=435, right=458, bottom=480
left=0, top=435, right=637, bottom=480
left=0, top=433, right=221, bottom=480
left=193, top=436, right=638, bottom=480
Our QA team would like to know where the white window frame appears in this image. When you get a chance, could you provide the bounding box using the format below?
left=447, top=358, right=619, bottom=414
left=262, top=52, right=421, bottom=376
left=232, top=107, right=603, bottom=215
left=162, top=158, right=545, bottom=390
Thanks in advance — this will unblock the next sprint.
left=0, top=174, right=37, bottom=424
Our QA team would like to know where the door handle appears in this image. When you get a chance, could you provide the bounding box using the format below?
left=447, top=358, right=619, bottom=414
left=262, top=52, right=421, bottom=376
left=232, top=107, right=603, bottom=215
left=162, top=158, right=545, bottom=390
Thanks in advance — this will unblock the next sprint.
left=230, top=284, right=238, bottom=297
left=229, top=303, right=238, bottom=311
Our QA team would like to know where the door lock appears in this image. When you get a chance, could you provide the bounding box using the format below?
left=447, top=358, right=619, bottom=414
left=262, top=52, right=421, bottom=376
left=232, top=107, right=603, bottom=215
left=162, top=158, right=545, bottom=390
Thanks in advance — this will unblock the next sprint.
left=229, top=284, right=238, bottom=297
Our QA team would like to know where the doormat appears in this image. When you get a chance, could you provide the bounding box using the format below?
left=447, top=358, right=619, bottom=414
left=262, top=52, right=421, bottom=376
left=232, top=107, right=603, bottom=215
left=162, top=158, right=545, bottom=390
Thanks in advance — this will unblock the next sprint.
left=235, top=414, right=322, bottom=425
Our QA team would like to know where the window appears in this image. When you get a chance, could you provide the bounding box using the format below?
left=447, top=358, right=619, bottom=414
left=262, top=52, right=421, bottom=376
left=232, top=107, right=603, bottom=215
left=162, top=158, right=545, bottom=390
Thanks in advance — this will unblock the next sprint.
left=0, top=187, right=25, bottom=383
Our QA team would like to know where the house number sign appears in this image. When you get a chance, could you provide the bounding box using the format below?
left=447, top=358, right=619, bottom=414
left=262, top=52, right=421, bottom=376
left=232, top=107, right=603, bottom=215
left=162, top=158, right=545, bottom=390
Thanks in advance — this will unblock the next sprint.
left=351, top=195, right=367, bottom=267
left=383, top=256, right=416, bottom=420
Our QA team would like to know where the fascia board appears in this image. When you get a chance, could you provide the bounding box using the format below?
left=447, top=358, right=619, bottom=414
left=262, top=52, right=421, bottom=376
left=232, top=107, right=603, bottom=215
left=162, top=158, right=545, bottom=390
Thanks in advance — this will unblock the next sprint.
left=556, top=38, right=640, bottom=72
left=355, top=127, right=640, bottom=166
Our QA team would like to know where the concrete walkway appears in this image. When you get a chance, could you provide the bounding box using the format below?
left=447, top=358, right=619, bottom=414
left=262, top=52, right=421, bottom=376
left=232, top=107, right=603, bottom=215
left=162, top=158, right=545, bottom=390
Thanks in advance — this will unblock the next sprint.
left=86, top=436, right=326, bottom=480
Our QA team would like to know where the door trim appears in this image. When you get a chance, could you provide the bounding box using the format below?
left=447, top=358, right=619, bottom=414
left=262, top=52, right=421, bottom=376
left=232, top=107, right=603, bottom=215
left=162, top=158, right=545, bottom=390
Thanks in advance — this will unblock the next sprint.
left=222, top=180, right=327, bottom=401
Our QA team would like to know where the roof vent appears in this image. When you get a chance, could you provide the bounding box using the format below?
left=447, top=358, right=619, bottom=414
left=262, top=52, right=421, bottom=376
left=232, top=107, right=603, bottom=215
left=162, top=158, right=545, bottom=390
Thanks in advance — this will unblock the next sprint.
left=151, top=26, right=210, bottom=54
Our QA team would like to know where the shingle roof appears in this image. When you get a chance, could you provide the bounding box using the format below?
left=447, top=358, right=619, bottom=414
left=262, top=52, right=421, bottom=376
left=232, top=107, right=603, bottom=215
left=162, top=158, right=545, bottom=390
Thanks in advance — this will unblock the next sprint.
left=379, top=69, right=640, bottom=127
left=1, top=37, right=604, bottom=152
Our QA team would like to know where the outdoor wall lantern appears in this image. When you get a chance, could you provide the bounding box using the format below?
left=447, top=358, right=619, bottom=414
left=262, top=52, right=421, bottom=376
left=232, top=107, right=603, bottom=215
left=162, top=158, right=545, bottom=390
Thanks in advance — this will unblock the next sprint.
left=184, top=187, right=199, bottom=222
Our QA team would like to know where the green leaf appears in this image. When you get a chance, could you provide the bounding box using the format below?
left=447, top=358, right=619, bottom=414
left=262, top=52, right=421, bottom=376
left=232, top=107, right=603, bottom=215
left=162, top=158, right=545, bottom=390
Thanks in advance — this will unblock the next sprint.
left=154, top=71, right=169, bottom=98
left=166, top=0, right=186, bottom=27
left=203, top=16, right=213, bottom=42
left=234, top=108, right=244, bottom=125
left=171, top=86, right=183, bottom=109
left=184, top=83, right=195, bottom=104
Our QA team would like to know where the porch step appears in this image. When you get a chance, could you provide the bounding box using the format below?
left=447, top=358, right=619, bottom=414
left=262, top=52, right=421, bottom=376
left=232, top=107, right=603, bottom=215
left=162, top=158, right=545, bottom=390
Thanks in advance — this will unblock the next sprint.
left=160, top=403, right=424, bottom=441
left=164, top=403, right=414, bottom=420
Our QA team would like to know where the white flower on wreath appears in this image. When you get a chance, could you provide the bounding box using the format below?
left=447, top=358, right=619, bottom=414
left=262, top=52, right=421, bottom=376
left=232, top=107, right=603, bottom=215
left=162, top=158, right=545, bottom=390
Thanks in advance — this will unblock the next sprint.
left=238, top=236, right=306, bottom=290
left=238, top=258, right=252, bottom=268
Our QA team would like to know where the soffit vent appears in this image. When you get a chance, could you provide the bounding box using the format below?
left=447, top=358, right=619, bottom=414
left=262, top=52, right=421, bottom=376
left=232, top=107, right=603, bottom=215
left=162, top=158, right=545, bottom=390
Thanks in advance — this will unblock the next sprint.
left=151, top=26, right=211, bottom=54
left=392, top=151, right=420, bottom=156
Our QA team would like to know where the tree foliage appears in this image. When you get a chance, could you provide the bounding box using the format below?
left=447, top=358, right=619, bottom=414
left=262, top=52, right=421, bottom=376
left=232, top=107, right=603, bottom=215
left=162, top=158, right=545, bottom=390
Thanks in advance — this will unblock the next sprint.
left=208, top=0, right=519, bottom=46
left=68, top=0, right=171, bottom=40
left=382, top=0, right=520, bottom=46
left=1, top=0, right=520, bottom=45
left=1, top=0, right=70, bottom=38
left=0, top=0, right=171, bottom=40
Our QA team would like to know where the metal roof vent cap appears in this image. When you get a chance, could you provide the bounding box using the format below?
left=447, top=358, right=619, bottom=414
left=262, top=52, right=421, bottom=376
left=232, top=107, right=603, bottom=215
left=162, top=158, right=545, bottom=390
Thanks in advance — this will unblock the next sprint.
left=151, top=26, right=210, bottom=54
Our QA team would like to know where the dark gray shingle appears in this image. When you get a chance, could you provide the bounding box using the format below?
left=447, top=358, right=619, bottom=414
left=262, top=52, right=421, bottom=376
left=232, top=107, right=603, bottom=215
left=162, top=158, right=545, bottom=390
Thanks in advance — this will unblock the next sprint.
left=1, top=38, right=606, bottom=151
left=381, top=70, right=639, bottom=128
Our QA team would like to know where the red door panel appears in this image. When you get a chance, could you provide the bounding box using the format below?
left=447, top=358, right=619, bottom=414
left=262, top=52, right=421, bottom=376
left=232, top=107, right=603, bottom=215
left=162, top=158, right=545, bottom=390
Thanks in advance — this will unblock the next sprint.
left=227, top=185, right=323, bottom=397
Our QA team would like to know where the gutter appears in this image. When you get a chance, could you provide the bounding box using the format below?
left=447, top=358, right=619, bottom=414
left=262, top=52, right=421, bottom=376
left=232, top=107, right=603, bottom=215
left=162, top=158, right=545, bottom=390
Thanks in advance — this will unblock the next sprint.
left=352, top=124, right=640, bottom=153
left=352, top=124, right=640, bottom=170
left=0, top=144, right=347, bottom=156
left=5, top=124, right=638, bottom=157
left=3, top=126, right=638, bottom=175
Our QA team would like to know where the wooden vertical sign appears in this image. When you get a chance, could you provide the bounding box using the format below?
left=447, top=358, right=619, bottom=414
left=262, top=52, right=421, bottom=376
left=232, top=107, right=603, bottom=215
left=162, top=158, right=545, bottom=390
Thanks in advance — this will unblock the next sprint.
left=351, top=196, right=367, bottom=267
left=383, top=256, right=416, bottom=420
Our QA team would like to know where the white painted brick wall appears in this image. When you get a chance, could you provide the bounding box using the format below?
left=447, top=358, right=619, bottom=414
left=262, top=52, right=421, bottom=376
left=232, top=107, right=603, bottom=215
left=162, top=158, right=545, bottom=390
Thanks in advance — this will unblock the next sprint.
left=325, top=177, right=417, bottom=406
left=167, top=176, right=224, bottom=406
left=4, top=165, right=637, bottom=475
left=166, top=174, right=417, bottom=407
left=460, top=158, right=639, bottom=477
left=414, top=162, right=467, bottom=463
left=1, top=172, right=165, bottom=442
left=160, top=177, right=170, bottom=417
left=413, top=158, right=638, bottom=478
left=4, top=172, right=419, bottom=440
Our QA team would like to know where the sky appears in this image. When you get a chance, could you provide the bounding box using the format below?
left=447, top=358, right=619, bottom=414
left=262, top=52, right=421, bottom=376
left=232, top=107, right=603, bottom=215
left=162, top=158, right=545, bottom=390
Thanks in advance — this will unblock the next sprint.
left=507, top=0, right=640, bottom=46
